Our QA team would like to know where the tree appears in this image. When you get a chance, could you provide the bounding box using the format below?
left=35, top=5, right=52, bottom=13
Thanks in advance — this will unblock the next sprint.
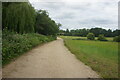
left=89, top=28, right=107, bottom=37
left=35, top=10, right=59, bottom=35
left=57, top=23, right=62, bottom=29
left=2, top=2, right=36, bottom=34
left=79, top=28, right=89, bottom=37
left=62, top=28, right=120, bottom=37
left=106, top=29, right=112, bottom=37
left=113, top=35, right=120, bottom=42
left=66, top=29, right=69, bottom=33
left=64, top=29, right=70, bottom=36
left=98, top=34, right=107, bottom=41
left=112, top=29, right=120, bottom=37
left=59, top=29, right=65, bottom=35
left=87, top=33, right=95, bottom=40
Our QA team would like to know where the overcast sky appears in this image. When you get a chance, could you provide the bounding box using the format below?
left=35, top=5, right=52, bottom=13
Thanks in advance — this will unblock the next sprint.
left=29, top=0, right=119, bottom=30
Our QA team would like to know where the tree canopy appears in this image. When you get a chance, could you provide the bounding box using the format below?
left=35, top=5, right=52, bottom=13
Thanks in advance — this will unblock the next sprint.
left=35, top=10, right=59, bottom=35
left=60, top=28, right=120, bottom=37
left=3, top=2, right=36, bottom=33
left=2, top=2, right=59, bottom=36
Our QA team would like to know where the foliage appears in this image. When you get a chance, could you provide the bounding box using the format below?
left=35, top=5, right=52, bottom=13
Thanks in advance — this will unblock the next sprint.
left=2, top=2, right=59, bottom=36
left=2, top=2, right=36, bottom=34
left=60, top=36, right=113, bottom=41
left=97, top=34, right=108, bottom=41
left=2, top=30, right=55, bottom=65
left=2, top=2, right=60, bottom=66
left=64, top=29, right=70, bottom=36
left=87, top=33, right=95, bottom=40
left=59, top=28, right=120, bottom=37
left=61, top=36, right=118, bottom=78
left=113, top=35, right=120, bottom=42
left=113, top=30, right=120, bottom=37
left=35, top=10, right=59, bottom=35
left=90, top=28, right=107, bottom=37
left=62, top=28, right=89, bottom=36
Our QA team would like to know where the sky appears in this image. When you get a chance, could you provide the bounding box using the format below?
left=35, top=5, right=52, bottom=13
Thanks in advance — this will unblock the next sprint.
left=29, top=0, right=119, bottom=30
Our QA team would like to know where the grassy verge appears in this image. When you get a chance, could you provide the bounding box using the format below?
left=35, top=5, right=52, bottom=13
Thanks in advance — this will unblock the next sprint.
left=61, top=36, right=118, bottom=78
left=2, top=30, right=56, bottom=66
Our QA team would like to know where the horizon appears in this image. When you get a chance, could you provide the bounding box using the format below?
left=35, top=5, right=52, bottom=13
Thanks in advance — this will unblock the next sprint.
left=59, top=26, right=120, bottom=31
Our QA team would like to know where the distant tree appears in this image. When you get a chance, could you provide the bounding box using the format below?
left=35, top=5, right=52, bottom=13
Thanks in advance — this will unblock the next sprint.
left=59, top=30, right=65, bottom=33
left=66, top=29, right=69, bottom=33
left=63, top=28, right=89, bottom=36
left=113, top=35, right=120, bottom=42
left=59, top=30, right=65, bottom=35
left=64, top=29, right=70, bottom=36
left=98, top=34, right=107, bottom=41
left=112, top=29, right=120, bottom=37
left=79, top=28, right=89, bottom=37
left=61, top=27, right=120, bottom=37
left=106, top=29, right=112, bottom=37
left=90, top=28, right=107, bottom=37
left=87, top=33, right=95, bottom=40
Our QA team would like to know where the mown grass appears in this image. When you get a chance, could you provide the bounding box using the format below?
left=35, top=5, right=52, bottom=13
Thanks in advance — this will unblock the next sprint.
left=60, top=36, right=118, bottom=78
left=2, top=30, right=56, bottom=66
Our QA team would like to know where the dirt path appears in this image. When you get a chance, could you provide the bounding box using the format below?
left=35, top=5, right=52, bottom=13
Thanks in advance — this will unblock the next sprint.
left=3, top=38, right=100, bottom=78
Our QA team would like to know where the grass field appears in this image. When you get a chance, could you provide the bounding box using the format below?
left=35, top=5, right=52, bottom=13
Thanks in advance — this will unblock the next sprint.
left=60, top=36, right=118, bottom=78
left=60, top=36, right=113, bottom=41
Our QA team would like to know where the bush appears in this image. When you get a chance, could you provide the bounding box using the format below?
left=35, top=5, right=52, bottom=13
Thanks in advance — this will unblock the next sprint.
left=97, top=34, right=108, bottom=41
left=113, top=35, right=120, bottom=42
left=72, top=38, right=86, bottom=40
left=2, top=30, right=56, bottom=65
left=87, top=33, right=95, bottom=40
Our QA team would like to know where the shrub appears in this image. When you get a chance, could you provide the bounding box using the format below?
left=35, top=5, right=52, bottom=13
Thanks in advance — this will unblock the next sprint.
left=72, top=38, right=86, bottom=40
left=87, top=33, right=95, bottom=40
left=113, top=35, right=120, bottom=42
left=98, top=34, right=108, bottom=41
left=2, top=30, right=56, bottom=65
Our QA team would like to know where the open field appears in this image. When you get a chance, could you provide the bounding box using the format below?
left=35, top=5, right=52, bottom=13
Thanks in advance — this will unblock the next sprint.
left=60, top=36, right=118, bottom=78
left=60, top=36, right=113, bottom=41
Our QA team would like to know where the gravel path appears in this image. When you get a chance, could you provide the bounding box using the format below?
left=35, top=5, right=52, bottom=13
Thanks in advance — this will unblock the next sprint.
left=3, top=38, right=100, bottom=78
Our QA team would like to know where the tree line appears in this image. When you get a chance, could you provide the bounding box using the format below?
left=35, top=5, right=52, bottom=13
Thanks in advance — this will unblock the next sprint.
left=2, top=2, right=60, bottom=36
left=59, top=27, right=120, bottom=37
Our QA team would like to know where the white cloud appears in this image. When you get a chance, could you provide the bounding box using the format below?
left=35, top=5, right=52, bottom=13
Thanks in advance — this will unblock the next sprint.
left=29, top=0, right=119, bottom=3
left=30, top=0, right=119, bottom=30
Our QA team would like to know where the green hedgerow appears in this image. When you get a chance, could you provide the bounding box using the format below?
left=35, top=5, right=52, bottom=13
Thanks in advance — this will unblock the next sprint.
left=2, top=30, right=56, bottom=65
